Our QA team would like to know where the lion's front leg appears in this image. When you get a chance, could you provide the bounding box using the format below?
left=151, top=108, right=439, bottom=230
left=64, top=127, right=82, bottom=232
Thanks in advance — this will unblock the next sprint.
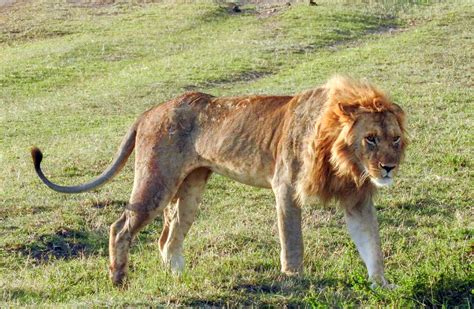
left=272, top=181, right=304, bottom=275
left=344, top=198, right=394, bottom=289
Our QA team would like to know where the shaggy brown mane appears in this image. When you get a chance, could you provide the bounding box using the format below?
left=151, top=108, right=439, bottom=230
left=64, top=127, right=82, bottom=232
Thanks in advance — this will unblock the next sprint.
left=297, top=76, right=407, bottom=205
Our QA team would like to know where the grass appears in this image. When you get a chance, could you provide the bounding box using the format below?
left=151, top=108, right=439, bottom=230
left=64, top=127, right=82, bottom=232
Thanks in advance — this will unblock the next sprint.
left=0, top=0, right=472, bottom=306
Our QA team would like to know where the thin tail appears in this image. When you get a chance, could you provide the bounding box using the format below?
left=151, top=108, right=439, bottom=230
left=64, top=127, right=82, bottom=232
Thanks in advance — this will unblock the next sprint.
left=31, top=121, right=138, bottom=194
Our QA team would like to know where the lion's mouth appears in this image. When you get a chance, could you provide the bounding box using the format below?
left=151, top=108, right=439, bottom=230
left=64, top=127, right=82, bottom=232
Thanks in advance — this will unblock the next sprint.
left=370, top=176, right=393, bottom=187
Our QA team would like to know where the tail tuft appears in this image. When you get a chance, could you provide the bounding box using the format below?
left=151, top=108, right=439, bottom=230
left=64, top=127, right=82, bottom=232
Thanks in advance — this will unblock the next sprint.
left=31, top=146, right=43, bottom=169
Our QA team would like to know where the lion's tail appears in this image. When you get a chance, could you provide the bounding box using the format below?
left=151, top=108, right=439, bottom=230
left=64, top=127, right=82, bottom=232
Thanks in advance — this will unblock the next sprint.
left=31, top=120, right=138, bottom=194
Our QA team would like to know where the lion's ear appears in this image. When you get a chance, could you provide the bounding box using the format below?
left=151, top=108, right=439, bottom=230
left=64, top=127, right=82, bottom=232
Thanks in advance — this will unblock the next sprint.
left=391, top=102, right=407, bottom=132
left=391, top=102, right=405, bottom=116
left=338, top=102, right=360, bottom=118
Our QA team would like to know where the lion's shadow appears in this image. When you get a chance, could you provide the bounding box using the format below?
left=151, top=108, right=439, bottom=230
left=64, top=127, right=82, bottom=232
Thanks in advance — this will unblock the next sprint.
left=410, top=275, right=473, bottom=307
left=184, top=276, right=340, bottom=307
left=11, top=227, right=108, bottom=264
left=10, top=200, right=163, bottom=264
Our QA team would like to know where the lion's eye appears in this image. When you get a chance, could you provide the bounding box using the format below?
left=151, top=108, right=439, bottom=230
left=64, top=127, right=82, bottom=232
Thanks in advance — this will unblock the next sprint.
left=393, top=136, right=401, bottom=144
left=365, top=136, right=377, bottom=145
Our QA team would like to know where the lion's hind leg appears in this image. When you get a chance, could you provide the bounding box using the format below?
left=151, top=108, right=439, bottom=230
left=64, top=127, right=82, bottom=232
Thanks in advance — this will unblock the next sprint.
left=109, top=207, right=161, bottom=286
left=109, top=163, right=180, bottom=286
left=159, top=168, right=211, bottom=274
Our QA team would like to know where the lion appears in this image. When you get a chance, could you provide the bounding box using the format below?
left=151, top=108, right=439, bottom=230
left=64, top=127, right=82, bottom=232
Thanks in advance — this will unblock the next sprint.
left=31, top=76, right=407, bottom=288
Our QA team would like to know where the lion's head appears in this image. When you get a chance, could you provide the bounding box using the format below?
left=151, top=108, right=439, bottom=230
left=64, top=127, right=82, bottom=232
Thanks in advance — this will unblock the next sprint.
left=297, top=76, right=408, bottom=204
left=344, top=107, right=406, bottom=187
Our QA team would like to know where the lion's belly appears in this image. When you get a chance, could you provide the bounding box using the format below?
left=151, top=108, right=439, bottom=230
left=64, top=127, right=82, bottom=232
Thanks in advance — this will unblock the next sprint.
left=209, top=164, right=273, bottom=188
left=195, top=138, right=277, bottom=188
left=196, top=135, right=276, bottom=188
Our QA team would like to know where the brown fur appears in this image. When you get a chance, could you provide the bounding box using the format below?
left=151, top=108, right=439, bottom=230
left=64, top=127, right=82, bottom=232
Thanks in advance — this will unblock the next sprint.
left=31, top=76, right=407, bottom=286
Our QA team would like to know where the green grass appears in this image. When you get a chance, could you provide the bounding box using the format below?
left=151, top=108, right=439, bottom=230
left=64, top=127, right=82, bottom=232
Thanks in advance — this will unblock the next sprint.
left=0, top=0, right=472, bottom=306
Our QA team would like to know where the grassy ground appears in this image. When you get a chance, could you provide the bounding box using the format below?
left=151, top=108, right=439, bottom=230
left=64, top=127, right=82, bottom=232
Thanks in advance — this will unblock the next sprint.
left=0, top=0, right=472, bottom=306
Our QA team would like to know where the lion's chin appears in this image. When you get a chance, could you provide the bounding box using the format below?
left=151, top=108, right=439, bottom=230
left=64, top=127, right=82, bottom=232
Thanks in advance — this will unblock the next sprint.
left=370, top=177, right=393, bottom=187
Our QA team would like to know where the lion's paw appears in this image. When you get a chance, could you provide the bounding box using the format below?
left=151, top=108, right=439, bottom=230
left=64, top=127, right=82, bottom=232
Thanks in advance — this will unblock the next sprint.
left=370, top=281, right=398, bottom=290
left=169, top=254, right=185, bottom=274
left=162, top=250, right=185, bottom=275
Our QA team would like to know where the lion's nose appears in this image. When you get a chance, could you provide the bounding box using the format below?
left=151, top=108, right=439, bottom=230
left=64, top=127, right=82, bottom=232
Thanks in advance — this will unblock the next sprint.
left=380, top=163, right=396, bottom=174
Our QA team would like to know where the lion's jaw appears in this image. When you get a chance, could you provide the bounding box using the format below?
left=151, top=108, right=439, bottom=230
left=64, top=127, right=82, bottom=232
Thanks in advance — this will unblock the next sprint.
left=367, top=164, right=398, bottom=187
left=329, top=146, right=397, bottom=190
left=370, top=175, right=394, bottom=187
